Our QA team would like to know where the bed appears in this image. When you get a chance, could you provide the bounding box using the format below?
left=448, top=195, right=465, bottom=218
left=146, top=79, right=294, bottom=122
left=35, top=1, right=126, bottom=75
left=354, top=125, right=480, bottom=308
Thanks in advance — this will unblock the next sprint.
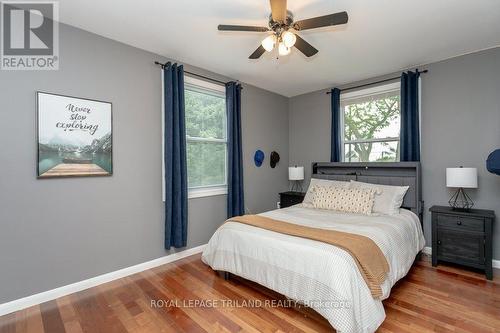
left=202, top=162, right=426, bottom=333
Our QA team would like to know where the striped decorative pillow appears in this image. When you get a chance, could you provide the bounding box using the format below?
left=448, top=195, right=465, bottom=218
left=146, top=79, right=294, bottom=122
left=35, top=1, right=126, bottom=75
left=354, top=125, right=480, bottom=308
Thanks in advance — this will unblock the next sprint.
left=311, top=185, right=377, bottom=215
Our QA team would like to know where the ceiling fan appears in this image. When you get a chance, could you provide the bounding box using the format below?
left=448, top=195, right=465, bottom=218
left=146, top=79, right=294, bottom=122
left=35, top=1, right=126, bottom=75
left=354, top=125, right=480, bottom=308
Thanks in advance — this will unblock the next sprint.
left=217, top=0, right=348, bottom=59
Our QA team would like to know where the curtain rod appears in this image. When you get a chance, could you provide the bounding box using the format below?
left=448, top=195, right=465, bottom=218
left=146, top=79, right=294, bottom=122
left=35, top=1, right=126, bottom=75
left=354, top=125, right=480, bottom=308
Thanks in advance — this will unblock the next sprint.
left=326, top=69, right=428, bottom=94
left=154, top=61, right=235, bottom=87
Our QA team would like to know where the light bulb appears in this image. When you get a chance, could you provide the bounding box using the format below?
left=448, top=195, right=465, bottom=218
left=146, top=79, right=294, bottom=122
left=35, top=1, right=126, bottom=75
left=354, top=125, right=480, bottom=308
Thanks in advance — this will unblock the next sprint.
left=278, top=42, right=291, bottom=56
left=282, top=31, right=296, bottom=48
left=261, top=35, right=276, bottom=52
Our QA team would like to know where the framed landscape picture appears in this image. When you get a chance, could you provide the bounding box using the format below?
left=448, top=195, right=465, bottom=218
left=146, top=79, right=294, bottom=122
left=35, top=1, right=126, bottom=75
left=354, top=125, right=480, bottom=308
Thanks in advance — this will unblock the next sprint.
left=37, top=92, right=112, bottom=178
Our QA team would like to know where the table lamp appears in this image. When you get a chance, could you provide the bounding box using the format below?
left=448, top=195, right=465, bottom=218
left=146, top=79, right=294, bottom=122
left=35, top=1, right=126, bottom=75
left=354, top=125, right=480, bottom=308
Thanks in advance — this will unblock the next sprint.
left=446, top=167, right=477, bottom=211
left=288, top=166, right=304, bottom=192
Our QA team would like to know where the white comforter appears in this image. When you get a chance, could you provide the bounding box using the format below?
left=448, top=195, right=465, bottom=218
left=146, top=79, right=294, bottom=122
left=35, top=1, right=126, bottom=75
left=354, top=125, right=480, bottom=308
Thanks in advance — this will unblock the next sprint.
left=202, top=205, right=425, bottom=333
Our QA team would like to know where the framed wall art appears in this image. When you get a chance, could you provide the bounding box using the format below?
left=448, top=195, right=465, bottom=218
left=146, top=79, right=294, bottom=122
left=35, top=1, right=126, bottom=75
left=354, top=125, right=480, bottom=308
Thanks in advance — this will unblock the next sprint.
left=36, top=92, right=113, bottom=178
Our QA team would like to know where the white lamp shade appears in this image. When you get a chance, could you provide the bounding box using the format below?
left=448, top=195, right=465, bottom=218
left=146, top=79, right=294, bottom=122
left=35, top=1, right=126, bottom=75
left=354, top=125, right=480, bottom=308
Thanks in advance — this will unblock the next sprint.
left=446, top=167, right=478, bottom=188
left=261, top=35, right=276, bottom=52
left=278, top=42, right=291, bottom=56
left=288, top=166, right=304, bottom=181
left=282, top=31, right=296, bottom=48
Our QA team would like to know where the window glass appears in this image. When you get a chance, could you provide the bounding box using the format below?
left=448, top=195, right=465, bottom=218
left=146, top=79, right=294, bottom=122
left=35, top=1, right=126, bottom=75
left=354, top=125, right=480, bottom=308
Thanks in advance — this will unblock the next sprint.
left=184, top=76, right=227, bottom=189
left=341, top=83, right=400, bottom=162
left=185, top=87, right=226, bottom=140
left=186, top=141, right=226, bottom=187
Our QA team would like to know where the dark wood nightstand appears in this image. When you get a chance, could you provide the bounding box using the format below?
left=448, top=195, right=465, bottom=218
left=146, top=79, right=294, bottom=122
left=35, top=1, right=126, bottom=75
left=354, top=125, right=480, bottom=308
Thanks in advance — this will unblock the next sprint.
left=429, top=205, right=495, bottom=280
left=279, top=191, right=305, bottom=208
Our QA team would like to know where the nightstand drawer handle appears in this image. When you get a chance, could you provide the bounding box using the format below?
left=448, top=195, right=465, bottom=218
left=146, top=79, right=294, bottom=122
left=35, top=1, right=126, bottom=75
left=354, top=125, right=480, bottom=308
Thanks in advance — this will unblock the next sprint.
left=457, top=220, right=462, bottom=225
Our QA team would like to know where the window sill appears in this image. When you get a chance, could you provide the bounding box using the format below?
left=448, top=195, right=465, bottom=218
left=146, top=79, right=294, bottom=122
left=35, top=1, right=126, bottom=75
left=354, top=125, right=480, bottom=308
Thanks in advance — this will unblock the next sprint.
left=188, top=186, right=227, bottom=199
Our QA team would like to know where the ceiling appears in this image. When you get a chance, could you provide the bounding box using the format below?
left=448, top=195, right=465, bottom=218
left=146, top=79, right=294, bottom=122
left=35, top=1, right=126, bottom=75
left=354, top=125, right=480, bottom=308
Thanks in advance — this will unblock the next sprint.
left=58, top=0, right=500, bottom=97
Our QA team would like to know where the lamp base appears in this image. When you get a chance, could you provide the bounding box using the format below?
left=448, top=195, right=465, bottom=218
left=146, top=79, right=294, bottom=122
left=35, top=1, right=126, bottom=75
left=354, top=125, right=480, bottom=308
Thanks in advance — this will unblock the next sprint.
left=290, top=181, right=303, bottom=192
left=448, top=187, right=474, bottom=211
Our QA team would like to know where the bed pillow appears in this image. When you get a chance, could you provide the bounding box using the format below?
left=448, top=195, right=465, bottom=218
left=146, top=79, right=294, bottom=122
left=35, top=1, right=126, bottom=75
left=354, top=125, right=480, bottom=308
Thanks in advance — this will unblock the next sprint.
left=350, top=181, right=409, bottom=215
left=311, top=185, right=377, bottom=215
left=302, top=178, right=350, bottom=208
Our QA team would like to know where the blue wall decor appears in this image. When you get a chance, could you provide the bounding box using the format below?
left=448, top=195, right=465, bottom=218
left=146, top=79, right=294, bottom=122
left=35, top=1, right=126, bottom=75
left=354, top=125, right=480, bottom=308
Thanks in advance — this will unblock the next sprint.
left=254, top=150, right=264, bottom=167
left=487, top=149, right=500, bottom=175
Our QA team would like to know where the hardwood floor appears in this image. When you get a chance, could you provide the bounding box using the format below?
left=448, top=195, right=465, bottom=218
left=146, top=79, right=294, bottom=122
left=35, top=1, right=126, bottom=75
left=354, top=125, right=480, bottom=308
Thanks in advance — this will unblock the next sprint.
left=1, top=254, right=499, bottom=333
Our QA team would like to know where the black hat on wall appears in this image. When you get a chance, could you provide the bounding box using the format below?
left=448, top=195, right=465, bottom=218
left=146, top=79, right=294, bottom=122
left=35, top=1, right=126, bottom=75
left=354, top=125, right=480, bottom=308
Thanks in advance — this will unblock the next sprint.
left=270, top=151, right=280, bottom=168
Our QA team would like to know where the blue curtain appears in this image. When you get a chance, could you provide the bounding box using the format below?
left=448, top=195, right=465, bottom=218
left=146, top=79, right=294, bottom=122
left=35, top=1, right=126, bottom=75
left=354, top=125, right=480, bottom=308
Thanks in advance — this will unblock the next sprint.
left=330, top=88, right=341, bottom=162
left=163, top=62, right=187, bottom=249
left=400, top=71, right=420, bottom=161
left=226, top=82, right=245, bottom=218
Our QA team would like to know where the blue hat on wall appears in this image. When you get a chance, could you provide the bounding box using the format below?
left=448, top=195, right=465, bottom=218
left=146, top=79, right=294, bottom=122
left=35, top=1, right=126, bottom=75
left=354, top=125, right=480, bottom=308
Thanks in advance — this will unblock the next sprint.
left=254, top=150, right=265, bottom=167
left=486, top=149, right=500, bottom=175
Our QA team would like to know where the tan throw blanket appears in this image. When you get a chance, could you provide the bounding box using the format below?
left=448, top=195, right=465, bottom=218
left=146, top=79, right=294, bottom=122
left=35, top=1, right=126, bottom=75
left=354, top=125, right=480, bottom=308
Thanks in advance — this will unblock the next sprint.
left=228, top=215, right=389, bottom=298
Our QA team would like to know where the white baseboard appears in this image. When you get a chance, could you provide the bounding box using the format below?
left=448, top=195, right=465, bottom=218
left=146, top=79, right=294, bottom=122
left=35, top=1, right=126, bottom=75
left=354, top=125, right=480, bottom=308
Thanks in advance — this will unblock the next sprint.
left=421, top=246, right=500, bottom=268
left=0, top=244, right=206, bottom=317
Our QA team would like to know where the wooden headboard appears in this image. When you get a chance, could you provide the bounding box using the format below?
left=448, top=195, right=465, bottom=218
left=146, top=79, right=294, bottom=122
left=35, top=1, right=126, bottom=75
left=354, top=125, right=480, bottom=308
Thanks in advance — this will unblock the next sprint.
left=312, top=162, right=423, bottom=223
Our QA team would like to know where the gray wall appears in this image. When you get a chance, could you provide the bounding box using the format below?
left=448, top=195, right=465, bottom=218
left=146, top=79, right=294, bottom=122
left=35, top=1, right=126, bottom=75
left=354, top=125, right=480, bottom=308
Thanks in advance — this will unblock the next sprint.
left=241, top=86, right=289, bottom=214
left=289, top=88, right=331, bottom=185
left=0, top=24, right=288, bottom=303
left=420, top=48, right=500, bottom=258
left=289, top=47, right=500, bottom=260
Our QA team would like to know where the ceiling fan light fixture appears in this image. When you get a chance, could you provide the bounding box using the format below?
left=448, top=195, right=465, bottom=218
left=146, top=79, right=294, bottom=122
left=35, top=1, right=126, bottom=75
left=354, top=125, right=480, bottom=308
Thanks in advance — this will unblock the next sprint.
left=220, top=1, right=349, bottom=60
left=278, top=42, right=291, bottom=56
left=282, top=31, right=296, bottom=48
left=261, top=34, right=276, bottom=52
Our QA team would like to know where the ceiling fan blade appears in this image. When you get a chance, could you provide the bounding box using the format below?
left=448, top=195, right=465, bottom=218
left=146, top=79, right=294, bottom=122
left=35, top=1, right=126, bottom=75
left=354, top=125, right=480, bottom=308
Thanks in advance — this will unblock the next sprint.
left=249, top=45, right=266, bottom=59
left=294, top=34, right=318, bottom=57
left=218, top=25, right=269, bottom=32
left=294, top=11, right=348, bottom=30
left=270, top=0, right=287, bottom=22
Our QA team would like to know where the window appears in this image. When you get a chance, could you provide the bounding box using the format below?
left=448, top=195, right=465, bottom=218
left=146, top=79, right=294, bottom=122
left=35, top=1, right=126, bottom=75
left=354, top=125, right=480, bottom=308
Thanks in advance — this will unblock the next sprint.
left=341, top=82, right=401, bottom=162
left=184, top=75, right=227, bottom=198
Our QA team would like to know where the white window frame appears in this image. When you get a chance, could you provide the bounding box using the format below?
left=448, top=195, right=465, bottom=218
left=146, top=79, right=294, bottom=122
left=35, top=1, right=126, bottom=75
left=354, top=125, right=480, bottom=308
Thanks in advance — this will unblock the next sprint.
left=340, top=81, right=401, bottom=162
left=184, top=75, right=228, bottom=199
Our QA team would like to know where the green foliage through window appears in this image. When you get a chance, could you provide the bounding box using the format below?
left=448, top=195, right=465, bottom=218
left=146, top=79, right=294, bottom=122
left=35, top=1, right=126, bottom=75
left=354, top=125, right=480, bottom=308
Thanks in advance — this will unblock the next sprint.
left=187, top=141, right=226, bottom=187
left=185, top=88, right=226, bottom=140
left=343, top=89, right=400, bottom=162
left=185, top=84, right=227, bottom=188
